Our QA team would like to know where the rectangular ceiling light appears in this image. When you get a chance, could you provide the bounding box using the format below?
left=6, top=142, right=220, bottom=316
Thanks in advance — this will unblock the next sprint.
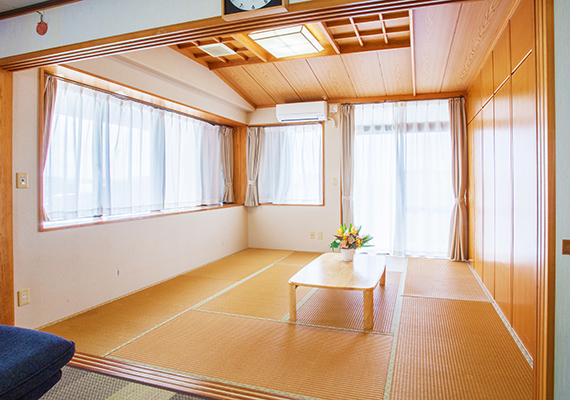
left=249, top=25, right=324, bottom=58
left=197, top=43, right=237, bottom=57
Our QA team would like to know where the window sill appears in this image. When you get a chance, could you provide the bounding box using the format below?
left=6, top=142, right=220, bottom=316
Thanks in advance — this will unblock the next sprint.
left=40, top=203, right=243, bottom=232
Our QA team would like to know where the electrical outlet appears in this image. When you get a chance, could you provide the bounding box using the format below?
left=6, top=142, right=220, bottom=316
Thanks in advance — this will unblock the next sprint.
left=318, top=232, right=323, bottom=240
left=333, top=177, right=338, bottom=186
left=310, top=232, right=315, bottom=239
left=18, top=288, right=30, bottom=306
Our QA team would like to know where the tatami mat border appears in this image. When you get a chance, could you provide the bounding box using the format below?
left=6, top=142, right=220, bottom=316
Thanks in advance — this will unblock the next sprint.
left=102, top=252, right=294, bottom=357
left=382, top=258, right=408, bottom=400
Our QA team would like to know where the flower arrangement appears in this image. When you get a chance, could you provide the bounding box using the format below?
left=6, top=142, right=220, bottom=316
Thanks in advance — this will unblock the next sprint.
left=330, top=224, right=372, bottom=250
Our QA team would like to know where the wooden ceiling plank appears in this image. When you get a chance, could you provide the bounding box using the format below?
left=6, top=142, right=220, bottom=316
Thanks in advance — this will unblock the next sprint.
left=274, top=59, right=328, bottom=102
left=412, top=3, right=461, bottom=93
left=215, top=67, right=274, bottom=106
left=316, top=22, right=341, bottom=54
left=231, top=34, right=273, bottom=63
left=242, top=64, right=302, bottom=104
left=307, top=56, right=357, bottom=99
left=377, top=47, right=414, bottom=95
left=349, top=18, right=365, bottom=46
left=441, top=0, right=513, bottom=93
left=409, top=10, right=417, bottom=96
left=339, top=38, right=410, bottom=54
left=341, top=52, right=387, bottom=98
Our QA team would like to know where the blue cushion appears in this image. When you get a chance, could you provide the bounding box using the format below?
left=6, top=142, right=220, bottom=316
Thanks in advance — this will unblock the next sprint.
left=0, top=325, right=75, bottom=400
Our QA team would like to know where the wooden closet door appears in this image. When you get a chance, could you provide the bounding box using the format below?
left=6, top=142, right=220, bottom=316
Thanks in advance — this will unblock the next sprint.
left=482, top=100, right=495, bottom=296
left=494, top=79, right=514, bottom=323
left=512, top=53, right=538, bottom=358
left=468, top=113, right=484, bottom=279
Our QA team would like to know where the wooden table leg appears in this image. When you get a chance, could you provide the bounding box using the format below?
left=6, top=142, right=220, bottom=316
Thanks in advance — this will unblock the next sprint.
left=289, top=284, right=297, bottom=322
left=380, top=266, right=386, bottom=286
left=363, top=289, right=374, bottom=330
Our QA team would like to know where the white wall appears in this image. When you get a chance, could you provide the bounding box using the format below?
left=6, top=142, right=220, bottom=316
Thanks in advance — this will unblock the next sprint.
left=12, top=54, right=249, bottom=329
left=247, top=107, right=342, bottom=252
left=554, top=0, right=570, bottom=398
left=69, top=47, right=253, bottom=123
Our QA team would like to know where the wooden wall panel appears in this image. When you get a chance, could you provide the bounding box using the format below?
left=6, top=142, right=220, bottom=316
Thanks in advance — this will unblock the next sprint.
left=0, top=68, right=14, bottom=326
left=512, top=53, right=537, bottom=358
left=493, top=26, right=511, bottom=93
left=493, top=79, right=513, bottom=323
left=481, top=56, right=494, bottom=106
left=510, top=0, right=534, bottom=71
left=482, top=100, right=495, bottom=296
left=467, top=113, right=484, bottom=279
left=466, top=72, right=482, bottom=124
left=232, top=126, right=247, bottom=205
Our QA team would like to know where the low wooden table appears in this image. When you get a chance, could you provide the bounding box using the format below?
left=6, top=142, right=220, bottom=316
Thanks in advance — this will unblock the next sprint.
left=288, top=252, right=386, bottom=330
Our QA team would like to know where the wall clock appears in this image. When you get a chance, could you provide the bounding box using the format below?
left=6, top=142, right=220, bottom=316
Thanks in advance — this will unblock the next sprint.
left=222, top=0, right=289, bottom=21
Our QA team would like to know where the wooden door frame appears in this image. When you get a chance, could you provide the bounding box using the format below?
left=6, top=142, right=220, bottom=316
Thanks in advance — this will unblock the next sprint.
left=0, top=0, right=557, bottom=398
left=0, top=68, right=14, bottom=326
left=534, top=0, right=555, bottom=398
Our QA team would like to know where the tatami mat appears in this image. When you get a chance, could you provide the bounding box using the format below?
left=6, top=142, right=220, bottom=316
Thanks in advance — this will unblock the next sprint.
left=110, top=310, right=393, bottom=400
left=404, top=258, right=489, bottom=302
left=390, top=296, right=532, bottom=400
left=42, top=275, right=235, bottom=356
left=186, top=249, right=292, bottom=281
left=295, top=272, right=400, bottom=333
left=278, top=251, right=322, bottom=266
left=198, top=263, right=313, bottom=320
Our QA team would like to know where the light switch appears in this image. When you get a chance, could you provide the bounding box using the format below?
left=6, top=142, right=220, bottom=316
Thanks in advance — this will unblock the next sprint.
left=16, top=173, right=28, bottom=189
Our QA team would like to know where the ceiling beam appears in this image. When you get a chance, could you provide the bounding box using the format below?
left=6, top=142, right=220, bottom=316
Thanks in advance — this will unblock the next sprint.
left=0, top=0, right=82, bottom=21
left=316, top=22, right=341, bottom=54
left=409, top=9, right=417, bottom=96
left=231, top=34, right=273, bottom=63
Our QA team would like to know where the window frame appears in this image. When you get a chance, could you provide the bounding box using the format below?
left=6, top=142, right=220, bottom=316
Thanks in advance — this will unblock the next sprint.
left=252, top=122, right=325, bottom=207
left=38, top=66, right=244, bottom=231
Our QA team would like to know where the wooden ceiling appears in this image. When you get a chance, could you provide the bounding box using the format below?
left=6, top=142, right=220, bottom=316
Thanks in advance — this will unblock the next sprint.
left=171, top=0, right=515, bottom=108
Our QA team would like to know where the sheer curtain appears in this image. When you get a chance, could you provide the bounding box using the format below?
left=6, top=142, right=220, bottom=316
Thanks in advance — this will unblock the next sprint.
left=352, top=100, right=453, bottom=257
left=258, top=124, right=323, bottom=205
left=43, top=77, right=224, bottom=221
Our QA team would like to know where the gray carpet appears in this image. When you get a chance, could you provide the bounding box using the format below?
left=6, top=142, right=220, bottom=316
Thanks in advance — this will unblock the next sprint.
left=41, top=366, right=213, bottom=400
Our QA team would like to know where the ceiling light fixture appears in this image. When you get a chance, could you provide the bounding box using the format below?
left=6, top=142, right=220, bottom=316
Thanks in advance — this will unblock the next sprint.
left=249, top=25, right=324, bottom=58
left=197, top=43, right=237, bottom=57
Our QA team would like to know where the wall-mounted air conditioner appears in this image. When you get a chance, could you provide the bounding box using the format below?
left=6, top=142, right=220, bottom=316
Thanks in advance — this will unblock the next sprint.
left=276, top=101, right=328, bottom=123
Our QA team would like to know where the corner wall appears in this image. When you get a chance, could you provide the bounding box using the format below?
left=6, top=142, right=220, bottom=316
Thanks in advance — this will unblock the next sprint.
left=246, top=108, right=342, bottom=252
left=12, top=53, right=249, bottom=329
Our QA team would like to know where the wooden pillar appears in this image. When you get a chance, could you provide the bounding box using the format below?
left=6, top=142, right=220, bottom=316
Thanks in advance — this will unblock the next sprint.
left=232, top=125, right=247, bottom=205
left=534, top=0, right=555, bottom=398
left=0, top=67, right=14, bottom=326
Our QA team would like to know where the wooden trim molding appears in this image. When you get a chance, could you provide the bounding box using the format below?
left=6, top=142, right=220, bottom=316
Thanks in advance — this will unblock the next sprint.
left=533, top=0, right=555, bottom=398
left=70, top=353, right=300, bottom=400
left=0, top=68, right=14, bottom=326
left=0, top=0, right=83, bottom=21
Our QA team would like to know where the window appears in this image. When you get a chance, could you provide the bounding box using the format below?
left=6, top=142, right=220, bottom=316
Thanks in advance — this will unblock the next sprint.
left=352, top=100, right=453, bottom=257
left=42, top=75, right=232, bottom=227
left=257, top=123, right=323, bottom=205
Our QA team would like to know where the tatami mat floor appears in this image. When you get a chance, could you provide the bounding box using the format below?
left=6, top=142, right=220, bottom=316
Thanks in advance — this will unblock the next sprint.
left=41, top=249, right=533, bottom=400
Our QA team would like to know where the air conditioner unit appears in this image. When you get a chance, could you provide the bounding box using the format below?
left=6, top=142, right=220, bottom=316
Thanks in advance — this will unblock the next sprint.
left=276, top=101, right=328, bottom=123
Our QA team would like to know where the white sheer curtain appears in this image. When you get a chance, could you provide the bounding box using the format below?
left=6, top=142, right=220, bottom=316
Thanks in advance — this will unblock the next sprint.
left=43, top=77, right=224, bottom=221
left=258, top=124, right=323, bottom=205
left=352, top=100, right=453, bottom=257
